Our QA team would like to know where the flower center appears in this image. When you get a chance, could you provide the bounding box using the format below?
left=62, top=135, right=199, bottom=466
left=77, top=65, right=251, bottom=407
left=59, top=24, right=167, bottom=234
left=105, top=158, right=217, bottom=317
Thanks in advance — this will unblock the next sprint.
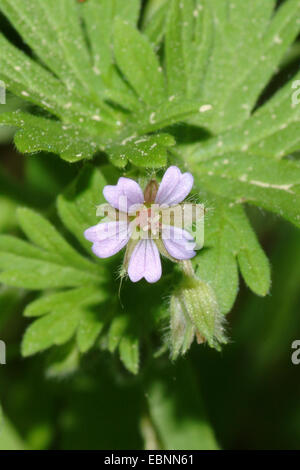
left=135, top=206, right=160, bottom=237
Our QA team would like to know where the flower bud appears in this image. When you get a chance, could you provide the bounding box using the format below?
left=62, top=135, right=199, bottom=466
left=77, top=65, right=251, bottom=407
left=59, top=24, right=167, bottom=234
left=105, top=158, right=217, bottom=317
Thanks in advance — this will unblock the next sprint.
left=144, top=179, right=158, bottom=203
left=170, top=262, right=227, bottom=353
left=170, top=294, right=195, bottom=360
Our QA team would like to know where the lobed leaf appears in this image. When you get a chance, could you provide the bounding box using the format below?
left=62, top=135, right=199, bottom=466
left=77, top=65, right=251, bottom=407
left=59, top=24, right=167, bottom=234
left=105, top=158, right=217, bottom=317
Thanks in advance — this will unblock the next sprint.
left=0, top=234, right=101, bottom=290
left=107, top=133, right=175, bottom=168
left=22, top=309, right=81, bottom=357
left=0, top=257, right=99, bottom=290
left=107, top=313, right=129, bottom=353
left=24, top=286, right=106, bottom=318
left=130, top=99, right=212, bottom=135
left=17, top=207, right=98, bottom=274
left=194, top=199, right=270, bottom=313
left=39, top=0, right=103, bottom=103
left=0, top=0, right=85, bottom=96
left=189, top=70, right=300, bottom=161
left=113, top=19, right=166, bottom=106
left=142, top=1, right=168, bottom=50
left=57, top=166, right=109, bottom=253
left=45, top=341, right=80, bottom=379
left=0, top=34, right=117, bottom=127
left=119, top=335, right=140, bottom=375
left=165, top=0, right=213, bottom=99
left=192, top=153, right=300, bottom=229
left=198, top=0, right=300, bottom=132
left=83, top=0, right=140, bottom=80
left=219, top=0, right=300, bottom=130
left=77, top=308, right=107, bottom=353
left=165, top=0, right=195, bottom=97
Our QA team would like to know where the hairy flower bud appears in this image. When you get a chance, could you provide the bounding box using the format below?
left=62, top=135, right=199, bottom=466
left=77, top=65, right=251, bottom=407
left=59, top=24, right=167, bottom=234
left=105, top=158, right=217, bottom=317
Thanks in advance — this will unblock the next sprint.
left=169, top=261, right=227, bottom=354
left=170, top=295, right=195, bottom=360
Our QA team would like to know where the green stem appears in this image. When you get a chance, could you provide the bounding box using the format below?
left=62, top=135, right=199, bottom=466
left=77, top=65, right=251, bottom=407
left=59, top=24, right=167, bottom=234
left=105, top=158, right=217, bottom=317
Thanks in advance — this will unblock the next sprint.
left=180, top=259, right=195, bottom=277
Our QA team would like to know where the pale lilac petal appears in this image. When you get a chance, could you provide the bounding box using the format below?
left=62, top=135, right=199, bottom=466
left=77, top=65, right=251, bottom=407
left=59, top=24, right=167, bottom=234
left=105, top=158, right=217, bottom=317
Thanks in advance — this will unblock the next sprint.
left=155, top=166, right=194, bottom=206
left=103, top=177, right=144, bottom=213
left=155, top=166, right=181, bottom=204
left=84, top=221, right=130, bottom=258
left=166, top=173, right=194, bottom=206
left=84, top=220, right=128, bottom=242
left=128, top=239, right=162, bottom=283
left=162, top=225, right=196, bottom=260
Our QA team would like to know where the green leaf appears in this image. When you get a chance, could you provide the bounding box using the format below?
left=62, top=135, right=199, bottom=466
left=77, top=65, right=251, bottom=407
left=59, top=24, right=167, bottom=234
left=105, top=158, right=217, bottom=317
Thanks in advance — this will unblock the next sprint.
left=194, top=199, right=270, bottom=313
left=114, top=19, right=166, bottom=106
left=119, top=335, right=140, bottom=375
left=0, top=0, right=85, bottom=96
left=0, top=214, right=103, bottom=290
left=0, top=234, right=54, bottom=264
left=107, top=313, right=129, bottom=353
left=77, top=308, right=107, bottom=353
left=0, top=93, right=23, bottom=144
left=107, top=133, right=175, bottom=168
left=0, top=413, right=28, bottom=450
left=235, top=213, right=271, bottom=297
left=188, top=0, right=214, bottom=99
left=142, top=1, right=168, bottom=50
left=189, top=71, right=300, bottom=161
left=194, top=203, right=239, bottom=314
left=0, top=111, right=117, bottom=162
left=22, top=308, right=81, bottom=356
left=39, top=0, right=103, bottom=102
left=192, top=153, right=300, bottom=229
left=131, top=99, right=212, bottom=134
left=17, top=207, right=98, bottom=274
left=218, top=0, right=300, bottom=130
left=0, top=32, right=69, bottom=115
left=0, top=257, right=98, bottom=290
left=102, top=66, right=141, bottom=112
left=0, top=33, right=116, bottom=126
left=115, top=0, right=140, bottom=25
left=165, top=0, right=213, bottom=98
left=57, top=166, right=109, bottom=253
left=197, top=0, right=300, bottom=132
left=45, top=341, right=80, bottom=379
left=83, top=0, right=140, bottom=77
left=198, top=0, right=276, bottom=129
left=24, top=286, right=105, bottom=317
left=82, top=0, right=116, bottom=79
left=165, top=0, right=193, bottom=96
left=248, top=122, right=300, bottom=159
left=146, top=360, right=219, bottom=450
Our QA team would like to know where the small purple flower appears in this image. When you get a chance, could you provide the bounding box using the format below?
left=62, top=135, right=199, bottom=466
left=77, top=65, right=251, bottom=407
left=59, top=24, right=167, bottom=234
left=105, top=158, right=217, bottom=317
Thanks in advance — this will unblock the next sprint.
left=84, top=166, right=203, bottom=283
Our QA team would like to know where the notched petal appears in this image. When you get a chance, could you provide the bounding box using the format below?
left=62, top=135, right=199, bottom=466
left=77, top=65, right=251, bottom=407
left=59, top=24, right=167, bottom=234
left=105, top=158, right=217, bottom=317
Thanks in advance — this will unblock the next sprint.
left=128, top=239, right=162, bottom=283
left=162, top=225, right=196, bottom=260
left=84, top=221, right=130, bottom=258
left=155, top=166, right=194, bottom=206
left=103, top=177, right=144, bottom=213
